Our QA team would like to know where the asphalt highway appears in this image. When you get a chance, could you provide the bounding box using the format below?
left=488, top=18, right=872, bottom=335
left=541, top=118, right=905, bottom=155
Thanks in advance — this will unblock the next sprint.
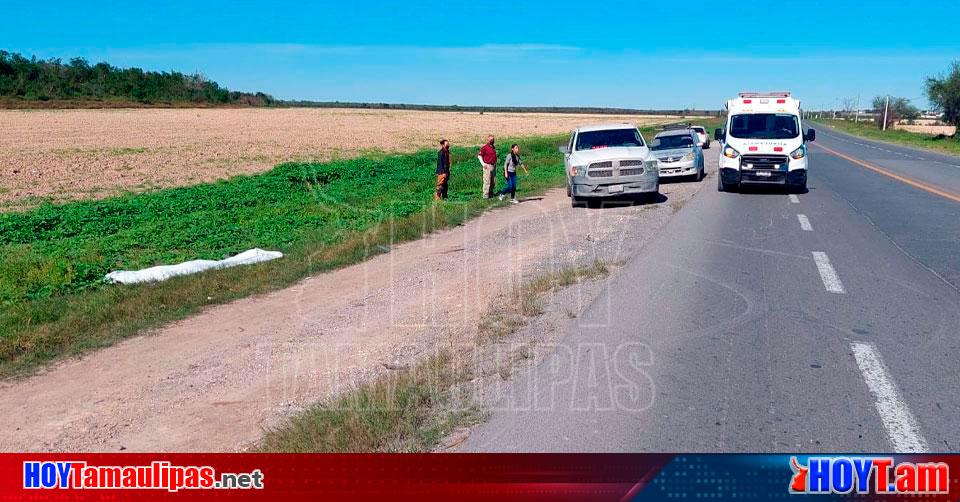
left=462, top=126, right=960, bottom=453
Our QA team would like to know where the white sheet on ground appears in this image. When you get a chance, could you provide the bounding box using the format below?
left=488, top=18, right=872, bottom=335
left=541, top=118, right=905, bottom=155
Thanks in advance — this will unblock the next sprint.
left=105, top=248, right=283, bottom=285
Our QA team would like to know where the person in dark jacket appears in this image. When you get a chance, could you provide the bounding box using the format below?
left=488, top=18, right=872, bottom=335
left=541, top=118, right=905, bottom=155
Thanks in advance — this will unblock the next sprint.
left=497, top=143, right=528, bottom=203
left=435, top=139, right=451, bottom=200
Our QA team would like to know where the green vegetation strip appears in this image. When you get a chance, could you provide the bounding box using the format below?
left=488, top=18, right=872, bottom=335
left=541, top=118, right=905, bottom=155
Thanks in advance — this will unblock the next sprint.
left=816, top=119, right=960, bottom=156
left=258, top=261, right=611, bottom=453
left=0, top=135, right=572, bottom=377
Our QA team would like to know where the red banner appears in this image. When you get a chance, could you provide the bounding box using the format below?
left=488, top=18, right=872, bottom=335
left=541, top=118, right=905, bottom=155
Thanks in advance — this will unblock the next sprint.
left=2, top=453, right=671, bottom=501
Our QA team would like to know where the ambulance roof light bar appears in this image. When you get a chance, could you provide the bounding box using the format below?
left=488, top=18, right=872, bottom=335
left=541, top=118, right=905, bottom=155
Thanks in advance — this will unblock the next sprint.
left=738, top=92, right=792, bottom=99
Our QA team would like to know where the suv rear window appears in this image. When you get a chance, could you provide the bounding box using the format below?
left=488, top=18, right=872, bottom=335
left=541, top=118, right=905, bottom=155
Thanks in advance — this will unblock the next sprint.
left=651, top=134, right=694, bottom=150
left=576, top=129, right=644, bottom=150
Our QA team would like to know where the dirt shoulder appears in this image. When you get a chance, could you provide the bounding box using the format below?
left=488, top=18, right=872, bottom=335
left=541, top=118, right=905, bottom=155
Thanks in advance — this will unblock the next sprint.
left=0, top=156, right=714, bottom=451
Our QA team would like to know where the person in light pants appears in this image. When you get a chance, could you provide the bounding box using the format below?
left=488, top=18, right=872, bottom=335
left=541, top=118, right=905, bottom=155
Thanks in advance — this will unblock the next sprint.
left=497, top=144, right=528, bottom=203
left=477, top=135, right=497, bottom=198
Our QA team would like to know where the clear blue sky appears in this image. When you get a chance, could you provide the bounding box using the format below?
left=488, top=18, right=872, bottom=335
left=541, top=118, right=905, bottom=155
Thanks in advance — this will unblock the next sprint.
left=4, top=0, right=958, bottom=110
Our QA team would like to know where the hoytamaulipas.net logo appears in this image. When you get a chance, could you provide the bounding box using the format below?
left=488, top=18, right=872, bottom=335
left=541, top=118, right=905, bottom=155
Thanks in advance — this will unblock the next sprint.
left=789, top=456, right=948, bottom=495
left=24, top=461, right=264, bottom=492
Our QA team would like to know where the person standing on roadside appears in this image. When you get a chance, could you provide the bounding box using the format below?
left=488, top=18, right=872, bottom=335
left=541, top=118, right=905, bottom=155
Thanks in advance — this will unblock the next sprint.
left=497, top=143, right=528, bottom=203
left=477, top=135, right=497, bottom=198
left=435, top=139, right=451, bottom=201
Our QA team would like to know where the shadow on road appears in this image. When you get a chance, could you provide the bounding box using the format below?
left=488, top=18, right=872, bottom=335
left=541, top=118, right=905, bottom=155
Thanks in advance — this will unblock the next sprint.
left=659, top=176, right=703, bottom=185
left=733, top=184, right=811, bottom=196
left=578, top=192, right=668, bottom=209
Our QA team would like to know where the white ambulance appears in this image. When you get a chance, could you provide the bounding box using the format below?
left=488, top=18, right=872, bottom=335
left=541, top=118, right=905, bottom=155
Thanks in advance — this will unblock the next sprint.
left=714, top=92, right=815, bottom=193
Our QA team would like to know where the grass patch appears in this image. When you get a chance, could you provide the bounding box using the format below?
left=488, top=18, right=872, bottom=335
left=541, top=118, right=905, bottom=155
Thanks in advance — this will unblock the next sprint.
left=816, top=119, right=960, bottom=156
left=109, top=147, right=147, bottom=156
left=479, top=260, right=611, bottom=343
left=519, top=260, right=610, bottom=314
left=258, top=351, right=485, bottom=453
left=0, top=136, right=567, bottom=304
left=258, top=261, right=611, bottom=452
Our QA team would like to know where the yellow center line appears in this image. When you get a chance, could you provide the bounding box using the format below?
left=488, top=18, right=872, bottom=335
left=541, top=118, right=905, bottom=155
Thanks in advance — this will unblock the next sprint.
left=812, top=143, right=960, bottom=204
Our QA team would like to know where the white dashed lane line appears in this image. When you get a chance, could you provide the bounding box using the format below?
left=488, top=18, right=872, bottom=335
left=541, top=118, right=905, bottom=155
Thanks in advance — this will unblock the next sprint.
left=788, top=194, right=799, bottom=204
left=850, top=342, right=929, bottom=452
left=797, top=214, right=813, bottom=231
left=812, top=251, right=846, bottom=294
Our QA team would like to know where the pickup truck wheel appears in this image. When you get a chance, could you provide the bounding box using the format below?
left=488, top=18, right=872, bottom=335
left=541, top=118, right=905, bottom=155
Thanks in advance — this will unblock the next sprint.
left=571, top=196, right=585, bottom=208
left=566, top=184, right=571, bottom=197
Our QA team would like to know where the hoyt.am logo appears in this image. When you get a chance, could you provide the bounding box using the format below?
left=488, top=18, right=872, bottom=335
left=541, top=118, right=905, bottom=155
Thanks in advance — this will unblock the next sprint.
left=789, top=456, right=949, bottom=495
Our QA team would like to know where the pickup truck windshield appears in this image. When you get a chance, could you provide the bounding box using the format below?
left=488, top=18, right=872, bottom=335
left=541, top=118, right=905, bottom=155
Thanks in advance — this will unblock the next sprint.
left=651, top=135, right=694, bottom=151
left=576, top=129, right=644, bottom=150
left=729, top=113, right=800, bottom=139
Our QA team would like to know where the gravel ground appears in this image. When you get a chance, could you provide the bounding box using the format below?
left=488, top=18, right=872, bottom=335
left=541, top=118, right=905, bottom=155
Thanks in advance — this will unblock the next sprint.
left=0, top=108, right=673, bottom=210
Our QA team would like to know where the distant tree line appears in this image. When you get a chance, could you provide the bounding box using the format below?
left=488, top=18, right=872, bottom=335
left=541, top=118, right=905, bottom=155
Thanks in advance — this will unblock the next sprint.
left=0, top=51, right=275, bottom=106
left=278, top=100, right=720, bottom=116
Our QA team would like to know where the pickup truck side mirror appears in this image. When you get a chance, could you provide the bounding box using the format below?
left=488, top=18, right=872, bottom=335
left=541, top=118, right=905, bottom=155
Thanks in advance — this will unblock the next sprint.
left=805, top=128, right=816, bottom=142
left=558, top=145, right=570, bottom=155
left=714, top=128, right=725, bottom=142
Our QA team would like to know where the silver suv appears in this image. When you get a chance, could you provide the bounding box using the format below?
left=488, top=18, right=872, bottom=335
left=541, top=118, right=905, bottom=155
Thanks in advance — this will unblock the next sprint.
left=560, top=123, right=659, bottom=207
left=650, top=128, right=705, bottom=181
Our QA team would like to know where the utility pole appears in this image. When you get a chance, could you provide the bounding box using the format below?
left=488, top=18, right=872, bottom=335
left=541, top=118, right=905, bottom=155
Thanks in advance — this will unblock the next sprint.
left=882, top=95, right=890, bottom=131
left=855, top=94, right=861, bottom=123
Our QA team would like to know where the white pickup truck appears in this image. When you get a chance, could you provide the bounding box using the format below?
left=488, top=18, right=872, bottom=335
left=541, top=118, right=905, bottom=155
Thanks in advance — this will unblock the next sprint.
left=560, top=123, right=660, bottom=208
left=714, top=92, right=815, bottom=193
